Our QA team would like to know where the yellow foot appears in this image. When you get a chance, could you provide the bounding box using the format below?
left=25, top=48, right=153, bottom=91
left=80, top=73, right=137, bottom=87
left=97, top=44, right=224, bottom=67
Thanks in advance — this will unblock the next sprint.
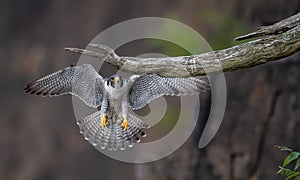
left=100, top=114, right=107, bottom=128
left=121, top=116, right=128, bottom=131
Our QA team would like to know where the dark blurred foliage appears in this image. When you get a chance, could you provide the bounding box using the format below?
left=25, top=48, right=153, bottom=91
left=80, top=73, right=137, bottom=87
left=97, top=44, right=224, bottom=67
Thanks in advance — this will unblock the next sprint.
left=0, top=0, right=299, bottom=180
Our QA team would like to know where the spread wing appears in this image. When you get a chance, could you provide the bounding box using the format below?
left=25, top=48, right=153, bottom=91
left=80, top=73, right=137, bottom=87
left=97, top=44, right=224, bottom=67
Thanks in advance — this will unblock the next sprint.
left=128, top=74, right=210, bottom=110
left=24, top=64, right=104, bottom=108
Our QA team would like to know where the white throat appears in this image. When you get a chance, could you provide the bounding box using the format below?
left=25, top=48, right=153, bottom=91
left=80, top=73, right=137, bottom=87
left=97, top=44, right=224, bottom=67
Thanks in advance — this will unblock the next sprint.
left=104, top=80, right=127, bottom=99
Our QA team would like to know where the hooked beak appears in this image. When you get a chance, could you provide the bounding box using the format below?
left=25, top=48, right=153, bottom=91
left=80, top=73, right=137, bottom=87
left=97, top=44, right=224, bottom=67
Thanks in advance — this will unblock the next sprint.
left=113, top=77, right=120, bottom=84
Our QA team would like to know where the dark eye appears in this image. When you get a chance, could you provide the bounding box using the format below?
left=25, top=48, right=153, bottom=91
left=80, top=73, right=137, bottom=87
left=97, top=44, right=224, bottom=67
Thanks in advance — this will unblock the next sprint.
left=106, top=81, right=109, bottom=85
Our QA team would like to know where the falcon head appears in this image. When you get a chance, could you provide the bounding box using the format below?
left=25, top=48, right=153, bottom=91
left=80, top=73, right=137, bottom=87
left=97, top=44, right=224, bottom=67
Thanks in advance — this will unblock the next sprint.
left=106, top=75, right=123, bottom=89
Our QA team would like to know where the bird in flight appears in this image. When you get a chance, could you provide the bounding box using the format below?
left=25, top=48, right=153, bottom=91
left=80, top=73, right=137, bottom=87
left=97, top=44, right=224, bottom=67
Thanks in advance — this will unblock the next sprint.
left=25, top=64, right=209, bottom=150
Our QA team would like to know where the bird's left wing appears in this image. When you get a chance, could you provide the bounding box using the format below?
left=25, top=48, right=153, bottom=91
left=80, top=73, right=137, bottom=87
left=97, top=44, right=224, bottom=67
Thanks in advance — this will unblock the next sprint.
left=25, top=64, right=104, bottom=108
left=128, top=74, right=210, bottom=110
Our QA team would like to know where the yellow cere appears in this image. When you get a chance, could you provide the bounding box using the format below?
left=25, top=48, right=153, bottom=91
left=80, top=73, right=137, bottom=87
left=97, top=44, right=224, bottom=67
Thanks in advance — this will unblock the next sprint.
left=113, top=77, right=120, bottom=84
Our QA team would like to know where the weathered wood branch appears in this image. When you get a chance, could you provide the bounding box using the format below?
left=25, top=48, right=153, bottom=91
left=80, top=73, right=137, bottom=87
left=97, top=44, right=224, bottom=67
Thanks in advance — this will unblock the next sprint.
left=66, top=12, right=300, bottom=77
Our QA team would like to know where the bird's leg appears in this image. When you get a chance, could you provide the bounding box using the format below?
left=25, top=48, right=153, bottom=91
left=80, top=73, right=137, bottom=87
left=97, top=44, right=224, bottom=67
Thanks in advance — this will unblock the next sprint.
left=100, top=114, right=107, bottom=128
left=121, top=116, right=128, bottom=131
left=100, top=95, right=108, bottom=128
left=121, top=94, right=128, bottom=131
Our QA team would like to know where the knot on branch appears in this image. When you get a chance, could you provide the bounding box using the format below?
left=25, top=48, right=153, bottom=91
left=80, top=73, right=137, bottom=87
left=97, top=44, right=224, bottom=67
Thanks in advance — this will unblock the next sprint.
left=89, top=44, right=119, bottom=60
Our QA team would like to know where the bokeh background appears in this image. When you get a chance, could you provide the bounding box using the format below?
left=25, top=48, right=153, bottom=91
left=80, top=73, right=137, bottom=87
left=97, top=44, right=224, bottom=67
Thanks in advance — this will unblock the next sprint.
left=1, top=0, right=300, bottom=179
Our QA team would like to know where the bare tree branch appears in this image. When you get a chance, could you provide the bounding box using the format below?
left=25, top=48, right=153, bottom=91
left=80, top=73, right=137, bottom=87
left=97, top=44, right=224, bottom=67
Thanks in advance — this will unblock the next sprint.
left=66, top=12, right=300, bottom=77
left=234, top=12, right=300, bottom=41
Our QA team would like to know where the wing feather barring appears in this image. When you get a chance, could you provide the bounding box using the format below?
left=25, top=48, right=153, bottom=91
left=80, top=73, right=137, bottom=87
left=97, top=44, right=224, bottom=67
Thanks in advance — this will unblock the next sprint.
left=25, top=63, right=209, bottom=150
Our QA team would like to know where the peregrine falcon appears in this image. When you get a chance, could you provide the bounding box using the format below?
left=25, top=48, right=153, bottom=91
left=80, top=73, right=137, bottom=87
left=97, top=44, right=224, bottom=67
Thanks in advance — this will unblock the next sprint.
left=25, top=64, right=209, bottom=150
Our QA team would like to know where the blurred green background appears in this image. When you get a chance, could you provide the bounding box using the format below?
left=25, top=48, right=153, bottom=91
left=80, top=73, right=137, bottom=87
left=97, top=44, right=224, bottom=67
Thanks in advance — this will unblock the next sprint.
left=0, top=0, right=299, bottom=179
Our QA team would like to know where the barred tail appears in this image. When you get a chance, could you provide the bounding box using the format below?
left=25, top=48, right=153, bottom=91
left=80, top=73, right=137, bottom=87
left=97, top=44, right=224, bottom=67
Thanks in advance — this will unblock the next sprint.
left=77, top=111, right=150, bottom=151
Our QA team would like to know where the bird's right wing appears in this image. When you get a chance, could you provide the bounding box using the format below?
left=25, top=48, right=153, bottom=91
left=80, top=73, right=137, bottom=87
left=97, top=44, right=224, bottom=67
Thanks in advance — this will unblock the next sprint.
left=25, top=64, right=104, bottom=108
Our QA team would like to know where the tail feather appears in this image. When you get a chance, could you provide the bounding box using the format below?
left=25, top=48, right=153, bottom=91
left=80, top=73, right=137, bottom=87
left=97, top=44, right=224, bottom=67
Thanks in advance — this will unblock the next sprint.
left=121, top=113, right=149, bottom=144
left=77, top=111, right=106, bottom=148
left=77, top=111, right=150, bottom=151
